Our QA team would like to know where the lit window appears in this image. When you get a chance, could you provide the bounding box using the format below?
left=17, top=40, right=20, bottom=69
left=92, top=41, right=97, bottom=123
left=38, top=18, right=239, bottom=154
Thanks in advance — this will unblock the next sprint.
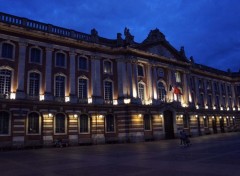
left=157, top=82, right=166, bottom=101
left=55, top=52, right=66, bottom=67
left=0, top=69, right=11, bottom=98
left=106, top=114, right=115, bottom=132
left=55, top=113, right=66, bottom=134
left=29, top=72, right=40, bottom=98
left=80, top=114, right=89, bottom=133
left=55, top=75, right=65, bottom=98
left=144, top=114, right=151, bottom=130
left=104, top=81, right=113, bottom=103
left=157, top=68, right=164, bottom=77
left=0, top=111, right=10, bottom=135
left=175, top=72, right=181, bottom=83
left=1, top=43, right=13, bottom=59
left=138, top=83, right=145, bottom=101
left=78, top=56, right=88, bottom=70
left=27, top=112, right=39, bottom=134
left=137, top=65, right=144, bottom=77
left=78, top=78, right=88, bottom=100
left=103, top=60, right=112, bottom=74
left=30, top=48, right=41, bottom=63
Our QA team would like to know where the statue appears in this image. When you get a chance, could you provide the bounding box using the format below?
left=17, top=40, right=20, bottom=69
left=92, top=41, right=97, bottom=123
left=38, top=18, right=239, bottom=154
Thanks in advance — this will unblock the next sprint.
left=124, top=27, right=134, bottom=45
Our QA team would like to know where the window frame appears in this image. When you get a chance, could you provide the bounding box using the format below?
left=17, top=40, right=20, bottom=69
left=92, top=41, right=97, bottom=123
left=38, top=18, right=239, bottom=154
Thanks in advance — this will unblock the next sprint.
left=55, top=52, right=66, bottom=68
left=0, top=68, right=12, bottom=98
left=79, top=114, right=90, bottom=134
left=138, top=82, right=146, bottom=102
left=0, top=111, right=11, bottom=136
left=78, top=76, right=88, bottom=101
left=54, top=113, right=67, bottom=135
left=54, top=74, right=66, bottom=99
left=157, top=81, right=166, bottom=101
left=26, top=112, right=41, bottom=135
left=29, top=47, right=42, bottom=64
left=0, top=41, right=15, bottom=60
left=103, top=60, right=113, bottom=74
left=137, top=64, right=144, bottom=77
left=78, top=56, right=88, bottom=71
left=104, top=79, right=113, bottom=103
left=105, top=114, right=115, bottom=133
left=27, top=71, right=41, bottom=98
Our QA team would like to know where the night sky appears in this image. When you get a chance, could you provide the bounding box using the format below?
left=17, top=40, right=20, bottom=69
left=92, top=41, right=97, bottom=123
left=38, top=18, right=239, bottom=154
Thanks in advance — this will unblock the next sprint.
left=0, top=0, right=240, bottom=72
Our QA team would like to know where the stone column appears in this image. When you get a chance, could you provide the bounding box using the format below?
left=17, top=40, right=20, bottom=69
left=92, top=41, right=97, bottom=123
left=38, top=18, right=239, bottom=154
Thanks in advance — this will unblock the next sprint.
left=117, top=58, right=126, bottom=104
left=126, top=61, right=133, bottom=97
left=211, top=81, right=216, bottom=106
left=152, top=66, right=157, bottom=102
left=146, top=64, right=152, bottom=103
left=44, top=47, right=53, bottom=101
left=91, top=56, right=102, bottom=104
left=69, top=51, right=77, bottom=103
left=16, top=41, right=27, bottom=99
left=182, top=72, right=189, bottom=105
left=132, top=62, right=138, bottom=102
left=194, top=76, right=200, bottom=105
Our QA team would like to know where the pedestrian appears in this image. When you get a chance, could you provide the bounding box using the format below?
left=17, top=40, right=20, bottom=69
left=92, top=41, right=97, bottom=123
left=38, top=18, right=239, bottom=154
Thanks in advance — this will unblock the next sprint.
left=179, top=130, right=185, bottom=146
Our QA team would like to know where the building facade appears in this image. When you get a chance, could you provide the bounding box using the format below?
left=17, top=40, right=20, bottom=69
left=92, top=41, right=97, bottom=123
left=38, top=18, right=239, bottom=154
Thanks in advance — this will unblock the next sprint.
left=0, top=12, right=240, bottom=148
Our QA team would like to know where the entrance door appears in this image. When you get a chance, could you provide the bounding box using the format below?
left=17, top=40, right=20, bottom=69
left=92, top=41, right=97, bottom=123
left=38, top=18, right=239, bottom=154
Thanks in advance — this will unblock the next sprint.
left=164, top=110, right=174, bottom=139
left=220, top=118, right=225, bottom=133
left=212, top=118, right=218, bottom=133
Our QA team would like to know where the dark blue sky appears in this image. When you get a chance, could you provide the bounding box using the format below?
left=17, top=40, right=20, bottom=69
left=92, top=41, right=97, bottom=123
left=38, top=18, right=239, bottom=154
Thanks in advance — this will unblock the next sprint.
left=1, top=0, right=240, bottom=72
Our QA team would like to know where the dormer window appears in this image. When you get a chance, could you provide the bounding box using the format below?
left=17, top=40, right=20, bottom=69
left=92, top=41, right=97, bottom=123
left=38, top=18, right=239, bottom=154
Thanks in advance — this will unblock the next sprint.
left=30, top=48, right=41, bottom=64
left=55, top=52, right=66, bottom=68
left=1, top=43, right=14, bottom=59
left=103, top=60, right=112, bottom=74
left=137, top=65, right=144, bottom=77
left=78, top=56, right=88, bottom=71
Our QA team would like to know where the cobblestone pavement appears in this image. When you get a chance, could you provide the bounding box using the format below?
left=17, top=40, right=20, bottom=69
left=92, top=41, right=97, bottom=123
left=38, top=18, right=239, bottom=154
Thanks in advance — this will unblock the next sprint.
left=1, top=132, right=240, bottom=176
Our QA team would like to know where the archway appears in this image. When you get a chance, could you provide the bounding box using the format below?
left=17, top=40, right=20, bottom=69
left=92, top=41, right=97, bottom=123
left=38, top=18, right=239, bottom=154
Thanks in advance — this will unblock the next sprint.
left=163, top=110, right=174, bottom=139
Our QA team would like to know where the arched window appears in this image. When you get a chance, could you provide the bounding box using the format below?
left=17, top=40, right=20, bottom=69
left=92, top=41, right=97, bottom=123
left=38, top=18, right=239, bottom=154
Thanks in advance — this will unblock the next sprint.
left=55, top=113, right=66, bottom=134
left=1, top=43, right=14, bottom=59
left=78, top=77, right=88, bottom=100
left=30, top=47, right=41, bottom=64
left=157, top=82, right=166, bottom=101
left=104, top=80, right=113, bottom=103
left=78, top=56, right=88, bottom=70
left=0, top=111, right=10, bottom=135
left=137, top=65, right=144, bottom=77
left=79, top=114, right=89, bottom=133
left=55, top=52, right=66, bottom=67
left=103, top=60, right=112, bottom=74
left=138, top=82, right=145, bottom=101
left=27, top=112, right=40, bottom=134
left=55, top=75, right=65, bottom=98
left=0, top=69, right=12, bottom=98
left=106, top=114, right=115, bottom=132
left=144, top=114, right=151, bottom=131
left=28, top=72, right=40, bottom=97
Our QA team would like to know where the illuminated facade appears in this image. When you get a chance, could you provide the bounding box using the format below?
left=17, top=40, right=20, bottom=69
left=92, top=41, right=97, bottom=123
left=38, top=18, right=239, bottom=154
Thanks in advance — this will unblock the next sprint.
left=0, top=12, right=239, bottom=148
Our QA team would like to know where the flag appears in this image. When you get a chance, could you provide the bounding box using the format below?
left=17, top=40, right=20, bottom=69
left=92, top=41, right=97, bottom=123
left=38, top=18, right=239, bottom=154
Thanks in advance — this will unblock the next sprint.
left=173, top=86, right=182, bottom=95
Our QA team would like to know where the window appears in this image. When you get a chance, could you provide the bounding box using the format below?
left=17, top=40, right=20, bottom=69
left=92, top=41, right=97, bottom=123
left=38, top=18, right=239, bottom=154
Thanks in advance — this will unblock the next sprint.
left=1, top=43, right=13, bottom=59
left=207, top=94, right=212, bottom=106
left=27, top=112, right=40, bottom=134
left=78, top=78, right=88, bottom=100
left=157, top=82, right=166, bottom=101
left=104, top=81, right=113, bottom=103
left=55, top=52, right=66, bottom=67
left=106, top=114, right=115, bottom=132
left=55, top=75, right=65, bottom=98
left=103, top=60, right=112, bottom=74
left=207, top=81, right=212, bottom=90
left=55, top=113, right=66, bottom=134
left=78, top=56, right=88, bottom=70
left=29, top=72, right=40, bottom=97
left=80, top=114, right=89, bottom=133
left=198, top=80, right=203, bottom=89
left=183, top=114, right=189, bottom=128
left=138, top=82, right=145, bottom=101
left=144, top=114, right=151, bottom=130
left=30, top=48, right=41, bottom=63
left=203, top=117, right=208, bottom=127
left=0, top=69, right=11, bottom=98
left=0, top=111, right=10, bottom=135
left=137, top=65, right=144, bottom=77
left=200, top=94, right=204, bottom=107
left=175, top=72, right=181, bottom=83
left=157, top=68, right=164, bottom=77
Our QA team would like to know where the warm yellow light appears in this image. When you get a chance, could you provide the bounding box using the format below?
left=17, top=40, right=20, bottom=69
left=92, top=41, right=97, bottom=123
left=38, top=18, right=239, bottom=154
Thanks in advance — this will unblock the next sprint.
left=124, top=98, right=131, bottom=104
left=220, top=107, right=223, bottom=111
left=212, top=116, right=214, bottom=119
left=160, top=114, right=163, bottom=118
left=233, top=116, right=235, bottom=119
left=233, top=107, right=236, bottom=111
left=48, top=113, right=53, bottom=118
left=213, top=106, right=216, bottom=110
left=195, top=115, right=198, bottom=118
left=219, top=116, right=222, bottom=119
left=40, top=94, right=44, bottom=101
left=203, top=116, right=206, bottom=119
left=205, top=105, right=208, bottom=109
left=88, top=98, right=92, bottom=104
left=226, top=116, right=229, bottom=119
left=98, top=115, right=103, bottom=118
left=65, top=96, right=70, bottom=102
left=73, top=114, right=78, bottom=118
left=10, top=92, right=16, bottom=99
left=113, top=100, right=118, bottom=105
left=138, top=114, right=142, bottom=118
left=196, top=105, right=199, bottom=109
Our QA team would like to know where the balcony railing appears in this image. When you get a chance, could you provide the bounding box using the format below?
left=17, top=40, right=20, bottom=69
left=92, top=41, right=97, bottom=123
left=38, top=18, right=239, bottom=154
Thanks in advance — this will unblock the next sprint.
left=0, top=12, right=117, bottom=46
